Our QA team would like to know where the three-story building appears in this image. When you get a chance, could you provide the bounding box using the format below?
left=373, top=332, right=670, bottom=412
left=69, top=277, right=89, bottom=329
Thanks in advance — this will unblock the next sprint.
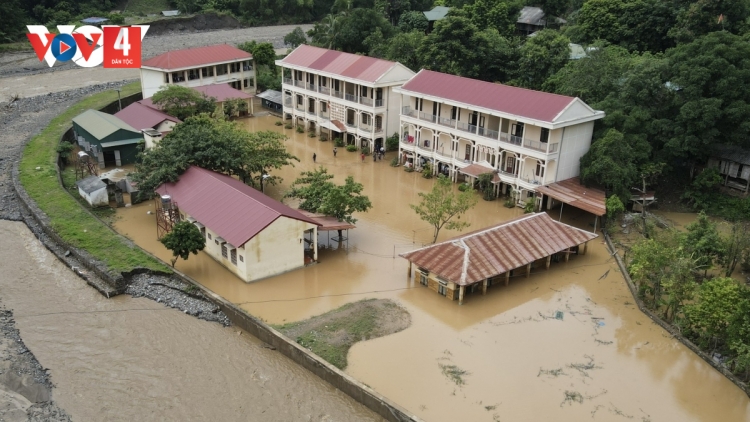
left=140, top=44, right=256, bottom=99
left=395, top=70, right=605, bottom=204
left=276, top=45, right=415, bottom=151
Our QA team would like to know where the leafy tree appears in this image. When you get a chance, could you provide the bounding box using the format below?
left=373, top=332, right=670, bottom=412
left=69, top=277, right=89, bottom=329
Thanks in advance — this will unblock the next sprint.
left=477, top=172, right=496, bottom=201
left=576, top=0, right=625, bottom=43
left=530, top=0, right=570, bottom=19
left=286, top=167, right=373, bottom=236
left=237, top=41, right=277, bottom=73
left=579, top=129, right=638, bottom=201
left=664, top=32, right=750, bottom=162
left=364, top=28, right=389, bottom=58
left=668, top=0, right=750, bottom=44
left=0, top=0, right=27, bottom=42
left=151, top=85, right=216, bottom=120
left=410, top=174, right=478, bottom=243
left=605, top=194, right=625, bottom=230
left=256, top=68, right=281, bottom=91
left=307, top=14, right=343, bottom=49
left=722, top=221, right=750, bottom=277
left=384, top=31, right=426, bottom=71
left=336, top=8, right=397, bottom=53
left=682, top=211, right=724, bottom=275
left=684, top=277, right=742, bottom=351
left=515, top=29, right=570, bottom=89
left=460, top=0, right=521, bottom=38
left=160, top=221, right=206, bottom=267
left=284, top=27, right=308, bottom=48
left=398, top=10, right=429, bottom=33
left=681, top=167, right=722, bottom=210
left=133, top=116, right=297, bottom=198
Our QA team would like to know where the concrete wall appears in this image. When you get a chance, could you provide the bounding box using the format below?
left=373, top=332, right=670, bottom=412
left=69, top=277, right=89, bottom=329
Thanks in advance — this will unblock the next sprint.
left=79, top=186, right=108, bottom=207
left=244, top=217, right=316, bottom=282
left=140, top=68, right=165, bottom=99
left=556, top=121, right=594, bottom=182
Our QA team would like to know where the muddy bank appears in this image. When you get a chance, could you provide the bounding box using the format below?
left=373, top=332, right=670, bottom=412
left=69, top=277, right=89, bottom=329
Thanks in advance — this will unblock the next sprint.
left=144, top=12, right=242, bottom=36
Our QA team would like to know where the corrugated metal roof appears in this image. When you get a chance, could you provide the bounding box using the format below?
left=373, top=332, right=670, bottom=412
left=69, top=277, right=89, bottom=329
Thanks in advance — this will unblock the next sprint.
left=72, top=109, right=140, bottom=140
left=423, top=6, right=451, bottom=21
left=278, top=45, right=398, bottom=84
left=142, top=44, right=252, bottom=71
left=191, top=83, right=253, bottom=102
left=100, top=138, right=142, bottom=148
left=115, top=101, right=181, bottom=131
left=518, top=6, right=546, bottom=25
left=400, top=70, right=582, bottom=123
left=155, top=166, right=319, bottom=247
left=76, top=175, right=106, bottom=194
left=298, top=210, right=356, bottom=231
left=713, top=144, right=750, bottom=166
left=257, top=89, right=282, bottom=104
left=400, top=213, right=598, bottom=286
left=534, top=177, right=606, bottom=216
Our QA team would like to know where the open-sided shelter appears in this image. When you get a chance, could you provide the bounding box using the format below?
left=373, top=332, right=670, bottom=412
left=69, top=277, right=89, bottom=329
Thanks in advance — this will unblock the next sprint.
left=400, top=213, right=598, bottom=304
left=155, top=166, right=321, bottom=282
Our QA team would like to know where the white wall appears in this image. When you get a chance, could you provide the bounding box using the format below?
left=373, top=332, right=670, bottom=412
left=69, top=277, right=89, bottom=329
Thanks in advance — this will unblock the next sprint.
left=79, top=187, right=108, bottom=207
left=555, top=121, right=594, bottom=182
left=385, top=86, right=402, bottom=140
left=243, top=217, right=317, bottom=282
left=141, top=68, right=166, bottom=99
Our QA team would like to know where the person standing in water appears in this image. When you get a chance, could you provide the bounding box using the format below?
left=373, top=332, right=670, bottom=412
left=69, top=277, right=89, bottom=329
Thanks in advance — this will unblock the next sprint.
left=333, top=147, right=337, bottom=157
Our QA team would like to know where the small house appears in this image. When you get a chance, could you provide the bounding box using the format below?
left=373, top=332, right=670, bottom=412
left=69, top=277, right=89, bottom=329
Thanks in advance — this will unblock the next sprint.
left=155, top=166, right=321, bottom=282
left=76, top=175, right=108, bottom=207
left=400, top=213, right=597, bottom=305
left=71, top=109, right=143, bottom=168
left=708, top=144, right=750, bottom=194
left=257, top=89, right=283, bottom=113
left=517, top=6, right=546, bottom=35
left=115, top=101, right=181, bottom=149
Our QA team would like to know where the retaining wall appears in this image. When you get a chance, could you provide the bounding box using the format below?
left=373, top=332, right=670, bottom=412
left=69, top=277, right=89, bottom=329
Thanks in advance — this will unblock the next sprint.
left=604, top=232, right=750, bottom=397
left=12, top=94, right=420, bottom=422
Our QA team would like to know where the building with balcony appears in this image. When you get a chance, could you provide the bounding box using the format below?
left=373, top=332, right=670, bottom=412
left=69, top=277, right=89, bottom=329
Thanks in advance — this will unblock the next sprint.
left=395, top=69, right=605, bottom=205
left=140, top=44, right=256, bottom=99
left=276, top=45, right=415, bottom=150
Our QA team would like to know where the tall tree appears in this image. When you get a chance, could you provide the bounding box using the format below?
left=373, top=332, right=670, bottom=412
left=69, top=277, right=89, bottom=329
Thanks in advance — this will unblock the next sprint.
left=0, top=0, right=26, bottom=42
left=397, top=11, right=429, bottom=33
left=668, top=0, right=750, bottom=44
left=284, top=27, right=308, bottom=49
left=384, top=31, right=426, bottom=71
left=515, top=29, right=570, bottom=89
left=684, top=277, right=742, bottom=351
left=410, top=175, right=478, bottom=243
left=579, top=129, right=638, bottom=201
left=722, top=221, right=750, bottom=277
left=160, top=221, right=206, bottom=267
left=237, top=41, right=277, bottom=73
left=682, top=211, right=724, bottom=275
left=460, top=0, right=520, bottom=38
left=151, top=85, right=216, bottom=120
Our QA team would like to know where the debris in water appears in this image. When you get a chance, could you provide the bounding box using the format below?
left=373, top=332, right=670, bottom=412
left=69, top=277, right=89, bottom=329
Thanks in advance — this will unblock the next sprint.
left=538, top=367, right=566, bottom=377
left=555, top=311, right=564, bottom=320
left=439, top=363, right=469, bottom=386
left=598, top=269, right=610, bottom=280
left=560, top=390, right=584, bottom=407
left=598, top=321, right=606, bottom=327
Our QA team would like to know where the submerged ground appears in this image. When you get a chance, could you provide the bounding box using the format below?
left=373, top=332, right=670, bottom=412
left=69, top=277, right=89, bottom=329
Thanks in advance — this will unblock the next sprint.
left=112, top=115, right=750, bottom=422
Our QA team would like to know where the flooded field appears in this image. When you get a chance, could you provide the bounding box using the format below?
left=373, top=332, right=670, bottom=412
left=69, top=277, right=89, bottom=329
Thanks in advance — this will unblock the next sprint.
left=112, top=115, right=750, bottom=421
left=0, top=220, right=380, bottom=421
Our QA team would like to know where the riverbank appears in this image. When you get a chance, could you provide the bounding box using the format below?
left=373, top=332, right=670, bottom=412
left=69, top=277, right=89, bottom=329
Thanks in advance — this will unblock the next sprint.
left=275, top=299, right=411, bottom=369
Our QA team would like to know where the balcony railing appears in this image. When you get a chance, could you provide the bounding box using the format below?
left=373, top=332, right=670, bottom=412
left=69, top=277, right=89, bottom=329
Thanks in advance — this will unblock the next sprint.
left=345, top=121, right=356, bottom=128
left=456, top=121, right=475, bottom=133
left=360, top=124, right=372, bottom=132
left=360, top=97, right=373, bottom=106
left=319, top=112, right=329, bottom=120
left=418, top=111, right=437, bottom=123
left=284, top=99, right=292, bottom=106
left=499, top=169, right=517, bottom=177
left=345, top=93, right=357, bottom=103
left=375, top=99, right=383, bottom=107
left=307, top=109, right=316, bottom=115
left=417, top=143, right=433, bottom=152
left=332, top=90, right=343, bottom=99
left=510, top=135, right=523, bottom=146
left=435, top=149, right=453, bottom=158
left=283, top=78, right=292, bottom=85
left=307, top=83, right=317, bottom=92
left=319, top=86, right=330, bottom=95
left=438, top=116, right=455, bottom=127
left=294, top=80, right=305, bottom=88
left=478, top=127, right=498, bottom=140
left=523, top=139, right=548, bottom=152
left=548, top=143, right=559, bottom=153
left=374, top=126, right=383, bottom=133
left=402, top=107, right=417, bottom=118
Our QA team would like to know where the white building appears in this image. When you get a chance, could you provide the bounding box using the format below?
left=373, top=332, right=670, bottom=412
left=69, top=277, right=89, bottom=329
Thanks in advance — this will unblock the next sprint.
left=155, top=166, right=320, bottom=282
left=140, top=44, right=256, bottom=99
left=395, top=70, right=605, bottom=204
left=276, top=44, right=415, bottom=152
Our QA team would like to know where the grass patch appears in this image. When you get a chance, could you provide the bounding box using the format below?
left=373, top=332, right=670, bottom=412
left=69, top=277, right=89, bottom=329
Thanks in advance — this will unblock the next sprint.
left=274, top=299, right=410, bottom=370
left=18, top=81, right=170, bottom=274
left=123, top=0, right=171, bottom=15
left=0, top=42, right=32, bottom=53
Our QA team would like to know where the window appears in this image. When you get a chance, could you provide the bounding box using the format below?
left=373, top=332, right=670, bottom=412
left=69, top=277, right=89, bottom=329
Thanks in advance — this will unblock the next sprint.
left=239, top=255, right=244, bottom=262
left=321, top=102, right=327, bottom=113
left=202, top=67, right=214, bottom=77
left=207, top=233, right=212, bottom=240
left=361, top=114, right=370, bottom=125
left=512, top=122, right=524, bottom=137
left=243, top=60, right=253, bottom=71
left=438, top=280, right=448, bottom=296
left=230, top=62, right=241, bottom=73
left=243, top=78, right=254, bottom=88
left=200, top=227, right=206, bottom=238
left=297, top=95, right=303, bottom=106
left=216, top=65, right=228, bottom=76
left=419, top=272, right=428, bottom=286
left=221, top=244, right=228, bottom=258
left=164, top=73, right=169, bottom=83
left=535, top=161, right=545, bottom=177
left=540, top=128, right=549, bottom=143
left=360, top=86, right=367, bottom=97
left=230, top=248, right=237, bottom=265
left=416, top=98, right=423, bottom=111
left=319, top=76, right=327, bottom=87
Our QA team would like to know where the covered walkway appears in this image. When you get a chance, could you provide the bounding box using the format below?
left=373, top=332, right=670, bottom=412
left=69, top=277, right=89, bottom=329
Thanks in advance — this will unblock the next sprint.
left=535, top=177, right=605, bottom=231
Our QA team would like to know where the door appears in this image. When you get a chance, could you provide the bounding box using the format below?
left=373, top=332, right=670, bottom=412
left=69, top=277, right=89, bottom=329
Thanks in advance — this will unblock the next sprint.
left=464, top=144, right=472, bottom=161
left=505, top=156, right=516, bottom=174
left=114, top=150, right=121, bottom=166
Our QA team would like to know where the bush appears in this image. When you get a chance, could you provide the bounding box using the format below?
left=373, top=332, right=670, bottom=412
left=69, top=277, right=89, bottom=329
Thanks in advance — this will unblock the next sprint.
left=56, top=141, right=74, bottom=165
left=458, top=183, right=469, bottom=192
left=275, top=121, right=283, bottom=126
left=334, top=138, right=345, bottom=147
left=524, top=198, right=535, bottom=213
left=404, top=166, right=415, bottom=173
left=390, top=156, right=399, bottom=167
left=477, top=173, right=496, bottom=201
left=361, top=146, right=370, bottom=155
left=108, top=13, right=125, bottom=25
left=386, top=133, right=399, bottom=151
left=296, top=125, right=304, bottom=133
left=284, top=123, right=293, bottom=129
left=308, top=132, right=316, bottom=138
left=422, top=162, right=433, bottom=179
left=319, top=134, right=328, bottom=141
left=346, top=144, right=357, bottom=152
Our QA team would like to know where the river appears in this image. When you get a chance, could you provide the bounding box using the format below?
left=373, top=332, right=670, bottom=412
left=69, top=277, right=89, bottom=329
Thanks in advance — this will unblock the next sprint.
left=0, top=220, right=381, bottom=421
left=111, top=115, right=750, bottom=421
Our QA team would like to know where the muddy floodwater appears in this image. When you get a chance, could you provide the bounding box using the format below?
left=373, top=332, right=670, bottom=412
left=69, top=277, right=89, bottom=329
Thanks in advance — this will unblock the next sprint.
left=0, top=220, right=380, bottom=421
left=113, top=115, right=750, bottom=421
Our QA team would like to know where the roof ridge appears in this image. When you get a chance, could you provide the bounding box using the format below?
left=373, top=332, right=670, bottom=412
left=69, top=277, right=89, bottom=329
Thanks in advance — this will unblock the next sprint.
left=418, top=70, right=576, bottom=100
left=197, top=167, right=284, bottom=219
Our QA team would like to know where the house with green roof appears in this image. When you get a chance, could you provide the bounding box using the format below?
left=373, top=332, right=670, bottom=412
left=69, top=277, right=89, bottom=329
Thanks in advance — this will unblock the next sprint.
left=71, top=109, right=143, bottom=168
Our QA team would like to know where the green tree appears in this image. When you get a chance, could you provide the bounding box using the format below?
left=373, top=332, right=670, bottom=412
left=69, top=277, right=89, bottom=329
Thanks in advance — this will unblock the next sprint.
left=284, top=27, right=308, bottom=48
left=237, top=41, right=277, bottom=73
left=605, top=194, right=625, bottom=230
left=460, top=0, right=520, bottom=38
left=336, top=8, right=396, bottom=53
left=531, top=0, right=570, bottom=19
left=684, top=277, right=742, bottom=351
left=133, top=116, right=297, bottom=198
left=151, top=85, right=216, bottom=120
left=668, top=0, right=750, bottom=44
left=410, top=174, right=478, bottom=243
left=579, top=129, right=638, bottom=201
left=477, top=172, right=496, bottom=201
left=286, top=167, right=373, bottom=236
left=160, top=221, right=206, bottom=267
left=681, top=167, right=722, bottom=210
left=0, top=0, right=26, bottom=41
left=683, top=211, right=724, bottom=276
left=722, top=221, right=750, bottom=277
left=384, top=31, right=426, bottom=71
left=515, top=29, right=570, bottom=89
left=307, top=14, right=343, bottom=49
left=576, top=0, right=625, bottom=43
left=398, top=10, right=429, bottom=33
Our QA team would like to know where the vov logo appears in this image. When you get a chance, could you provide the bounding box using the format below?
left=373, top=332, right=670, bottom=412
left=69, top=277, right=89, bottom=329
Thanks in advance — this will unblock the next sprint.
left=26, top=25, right=149, bottom=68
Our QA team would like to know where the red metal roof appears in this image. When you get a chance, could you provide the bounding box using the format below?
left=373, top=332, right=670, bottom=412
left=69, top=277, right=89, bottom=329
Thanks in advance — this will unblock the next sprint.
left=534, top=177, right=606, bottom=216
left=191, top=83, right=253, bottom=102
left=279, top=45, right=398, bottom=83
left=155, top=166, right=319, bottom=247
left=400, top=213, right=598, bottom=286
left=114, top=101, right=181, bottom=131
left=142, top=44, right=252, bottom=71
left=400, top=70, right=578, bottom=123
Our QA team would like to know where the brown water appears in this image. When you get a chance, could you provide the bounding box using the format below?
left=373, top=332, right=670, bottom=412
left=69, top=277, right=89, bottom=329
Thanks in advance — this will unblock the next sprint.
left=0, top=220, right=381, bottom=421
left=113, top=115, right=750, bottom=421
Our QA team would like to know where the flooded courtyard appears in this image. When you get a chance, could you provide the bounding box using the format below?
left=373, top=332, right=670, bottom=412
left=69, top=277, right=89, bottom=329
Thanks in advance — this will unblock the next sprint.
left=112, top=115, right=750, bottom=421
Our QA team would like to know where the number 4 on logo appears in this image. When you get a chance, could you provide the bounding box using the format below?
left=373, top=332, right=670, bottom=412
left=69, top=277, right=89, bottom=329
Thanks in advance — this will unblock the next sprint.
left=103, top=26, right=142, bottom=68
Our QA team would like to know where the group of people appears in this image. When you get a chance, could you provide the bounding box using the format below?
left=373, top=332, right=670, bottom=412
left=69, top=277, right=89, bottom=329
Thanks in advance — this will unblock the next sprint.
left=313, top=146, right=386, bottom=163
